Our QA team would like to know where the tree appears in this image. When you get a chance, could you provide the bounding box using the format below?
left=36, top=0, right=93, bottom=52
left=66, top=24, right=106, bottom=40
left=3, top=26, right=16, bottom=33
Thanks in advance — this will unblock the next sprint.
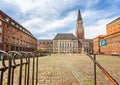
left=36, top=48, right=43, bottom=54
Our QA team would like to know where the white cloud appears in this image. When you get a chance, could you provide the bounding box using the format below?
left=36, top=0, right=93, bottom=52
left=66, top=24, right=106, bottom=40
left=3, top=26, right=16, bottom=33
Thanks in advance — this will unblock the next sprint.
left=84, top=17, right=118, bottom=39
left=0, top=0, right=119, bottom=39
left=22, top=11, right=77, bottom=36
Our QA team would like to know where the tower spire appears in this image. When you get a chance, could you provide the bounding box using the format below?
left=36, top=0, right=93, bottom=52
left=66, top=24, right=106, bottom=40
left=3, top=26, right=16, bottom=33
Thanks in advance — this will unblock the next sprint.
left=77, top=9, right=82, bottom=21
left=76, top=9, right=84, bottom=39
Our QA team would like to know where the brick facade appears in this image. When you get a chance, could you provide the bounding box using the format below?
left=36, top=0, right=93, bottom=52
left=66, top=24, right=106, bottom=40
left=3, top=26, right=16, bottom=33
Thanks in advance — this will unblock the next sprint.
left=37, top=40, right=53, bottom=53
left=0, top=10, right=37, bottom=52
left=93, top=35, right=105, bottom=54
left=93, top=17, right=120, bottom=55
left=106, top=17, right=120, bottom=35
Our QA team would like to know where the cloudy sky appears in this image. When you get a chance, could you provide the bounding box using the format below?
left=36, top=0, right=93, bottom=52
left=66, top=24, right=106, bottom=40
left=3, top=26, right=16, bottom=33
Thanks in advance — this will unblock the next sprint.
left=0, top=0, right=120, bottom=39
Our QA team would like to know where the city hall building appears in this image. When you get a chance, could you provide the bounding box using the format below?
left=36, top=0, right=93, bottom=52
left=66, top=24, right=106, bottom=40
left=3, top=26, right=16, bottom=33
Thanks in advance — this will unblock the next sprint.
left=52, top=10, right=93, bottom=54
left=37, top=10, right=93, bottom=54
left=93, top=17, right=120, bottom=55
left=0, top=10, right=37, bottom=52
left=53, top=33, right=78, bottom=53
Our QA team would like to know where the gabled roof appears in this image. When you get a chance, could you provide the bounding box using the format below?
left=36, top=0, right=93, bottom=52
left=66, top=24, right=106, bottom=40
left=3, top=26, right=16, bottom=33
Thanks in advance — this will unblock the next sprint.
left=54, top=33, right=77, bottom=40
left=38, top=39, right=53, bottom=42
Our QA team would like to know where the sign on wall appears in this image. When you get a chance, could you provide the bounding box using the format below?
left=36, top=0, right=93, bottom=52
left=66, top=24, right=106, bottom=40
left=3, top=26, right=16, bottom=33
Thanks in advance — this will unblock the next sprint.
left=100, top=40, right=107, bottom=46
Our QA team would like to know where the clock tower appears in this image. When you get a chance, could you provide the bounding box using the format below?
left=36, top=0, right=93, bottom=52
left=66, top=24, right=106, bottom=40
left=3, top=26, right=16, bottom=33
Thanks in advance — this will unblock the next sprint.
left=75, top=9, right=84, bottom=40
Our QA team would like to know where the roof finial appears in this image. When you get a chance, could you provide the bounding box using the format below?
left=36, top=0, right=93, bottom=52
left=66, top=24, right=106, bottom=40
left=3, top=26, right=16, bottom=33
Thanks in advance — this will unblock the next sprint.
left=77, top=9, right=82, bottom=21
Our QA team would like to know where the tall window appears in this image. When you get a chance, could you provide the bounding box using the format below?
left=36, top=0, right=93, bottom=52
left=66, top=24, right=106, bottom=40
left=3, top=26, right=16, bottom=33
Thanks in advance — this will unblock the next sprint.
left=6, top=36, right=9, bottom=42
left=0, top=28, right=2, bottom=33
left=12, top=37, right=15, bottom=44
left=0, top=36, right=2, bottom=42
left=0, top=21, right=2, bottom=25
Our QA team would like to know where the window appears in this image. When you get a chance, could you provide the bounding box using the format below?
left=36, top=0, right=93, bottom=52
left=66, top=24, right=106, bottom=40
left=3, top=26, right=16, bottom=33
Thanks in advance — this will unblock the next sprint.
left=16, top=25, right=18, bottom=28
left=0, top=28, right=2, bottom=33
left=17, top=39, right=19, bottom=45
left=11, top=22, right=15, bottom=26
left=6, top=36, right=9, bottom=42
left=0, top=36, right=2, bottom=42
left=0, top=21, right=2, bottom=25
left=19, top=27, right=22, bottom=30
left=4, top=18, right=9, bottom=22
left=6, top=30, right=10, bottom=33
left=7, top=25, right=9, bottom=28
left=12, top=37, right=15, bottom=44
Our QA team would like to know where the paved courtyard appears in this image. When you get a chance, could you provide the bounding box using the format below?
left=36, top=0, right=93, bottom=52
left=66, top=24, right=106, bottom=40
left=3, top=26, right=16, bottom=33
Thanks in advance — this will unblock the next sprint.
left=37, top=54, right=120, bottom=85
left=0, top=54, right=120, bottom=85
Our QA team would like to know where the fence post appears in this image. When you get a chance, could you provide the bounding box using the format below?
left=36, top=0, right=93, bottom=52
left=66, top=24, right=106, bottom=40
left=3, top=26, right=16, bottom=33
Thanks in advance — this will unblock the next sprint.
left=94, top=54, right=96, bottom=85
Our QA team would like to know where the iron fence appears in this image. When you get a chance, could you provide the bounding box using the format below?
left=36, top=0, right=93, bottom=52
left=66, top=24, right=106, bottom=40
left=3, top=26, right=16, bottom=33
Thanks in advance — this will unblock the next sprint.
left=87, top=54, right=119, bottom=85
left=0, top=50, right=39, bottom=85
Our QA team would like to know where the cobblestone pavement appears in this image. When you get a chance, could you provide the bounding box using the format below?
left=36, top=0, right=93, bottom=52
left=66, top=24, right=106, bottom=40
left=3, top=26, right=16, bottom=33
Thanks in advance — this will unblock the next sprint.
left=38, top=54, right=120, bottom=85
left=0, top=54, right=120, bottom=85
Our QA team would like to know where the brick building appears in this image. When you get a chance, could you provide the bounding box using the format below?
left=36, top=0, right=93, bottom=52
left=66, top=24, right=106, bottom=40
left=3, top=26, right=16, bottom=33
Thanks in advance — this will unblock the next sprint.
left=93, top=17, right=120, bottom=55
left=37, top=39, right=53, bottom=52
left=75, top=10, right=93, bottom=54
left=0, top=10, right=37, bottom=52
left=93, top=35, right=105, bottom=54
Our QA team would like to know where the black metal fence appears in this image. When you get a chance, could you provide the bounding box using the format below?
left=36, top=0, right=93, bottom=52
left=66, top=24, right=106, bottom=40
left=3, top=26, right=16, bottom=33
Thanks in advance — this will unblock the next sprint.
left=0, top=50, right=39, bottom=85
left=87, top=54, right=119, bottom=85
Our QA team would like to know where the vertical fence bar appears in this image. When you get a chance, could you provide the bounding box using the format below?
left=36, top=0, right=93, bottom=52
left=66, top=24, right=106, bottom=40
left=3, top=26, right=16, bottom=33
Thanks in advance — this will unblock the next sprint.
left=0, top=71, right=4, bottom=85
left=36, top=54, right=38, bottom=85
left=24, top=63, right=27, bottom=85
left=7, top=55, right=12, bottom=85
left=19, top=55, right=23, bottom=85
left=94, top=54, right=96, bottom=85
left=11, top=66, right=15, bottom=85
left=27, top=55, right=30, bottom=85
left=32, top=55, right=35, bottom=85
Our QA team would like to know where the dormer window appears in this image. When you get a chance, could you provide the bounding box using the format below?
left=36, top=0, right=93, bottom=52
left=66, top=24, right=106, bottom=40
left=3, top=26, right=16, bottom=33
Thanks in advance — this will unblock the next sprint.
left=19, top=27, right=22, bottom=30
left=16, top=25, right=18, bottom=28
left=11, top=22, right=15, bottom=26
left=5, top=18, right=9, bottom=22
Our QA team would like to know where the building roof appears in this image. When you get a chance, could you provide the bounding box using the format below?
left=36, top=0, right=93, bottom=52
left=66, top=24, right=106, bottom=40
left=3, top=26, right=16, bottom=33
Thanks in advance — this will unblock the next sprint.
left=38, top=39, right=53, bottom=42
left=77, top=9, right=82, bottom=21
left=54, top=33, right=77, bottom=40
left=107, top=17, right=120, bottom=26
left=0, top=10, right=36, bottom=39
left=93, top=35, right=106, bottom=39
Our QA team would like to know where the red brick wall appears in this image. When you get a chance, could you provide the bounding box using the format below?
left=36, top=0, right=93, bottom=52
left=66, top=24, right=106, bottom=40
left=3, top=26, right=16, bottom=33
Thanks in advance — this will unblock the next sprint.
left=0, top=11, right=37, bottom=52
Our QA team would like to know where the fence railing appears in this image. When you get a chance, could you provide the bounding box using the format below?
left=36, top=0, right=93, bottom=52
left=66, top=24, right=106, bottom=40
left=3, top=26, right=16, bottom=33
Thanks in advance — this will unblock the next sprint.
left=0, top=50, right=39, bottom=85
left=87, top=54, right=119, bottom=85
